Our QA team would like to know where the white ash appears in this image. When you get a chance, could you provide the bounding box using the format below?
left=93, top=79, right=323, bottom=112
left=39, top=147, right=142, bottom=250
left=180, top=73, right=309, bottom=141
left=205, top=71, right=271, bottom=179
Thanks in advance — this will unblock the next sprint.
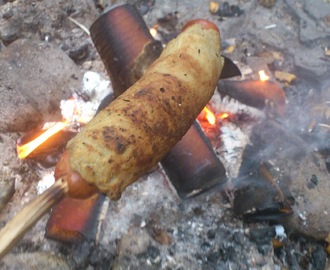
left=208, top=90, right=265, bottom=178
left=265, top=24, right=277, bottom=29
left=82, top=71, right=111, bottom=102
left=219, top=123, right=251, bottom=178
left=275, top=225, right=287, bottom=240
left=298, top=211, right=307, bottom=222
left=100, top=170, right=179, bottom=245
left=36, top=169, right=55, bottom=194
left=232, top=62, right=253, bottom=78
left=60, top=95, right=99, bottom=124
left=223, top=38, right=236, bottom=47
left=61, top=71, right=112, bottom=124
left=210, top=89, right=265, bottom=119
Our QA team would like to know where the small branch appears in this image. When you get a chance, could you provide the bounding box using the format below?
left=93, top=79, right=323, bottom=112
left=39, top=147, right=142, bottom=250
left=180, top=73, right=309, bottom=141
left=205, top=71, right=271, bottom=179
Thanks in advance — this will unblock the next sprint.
left=319, top=123, right=330, bottom=129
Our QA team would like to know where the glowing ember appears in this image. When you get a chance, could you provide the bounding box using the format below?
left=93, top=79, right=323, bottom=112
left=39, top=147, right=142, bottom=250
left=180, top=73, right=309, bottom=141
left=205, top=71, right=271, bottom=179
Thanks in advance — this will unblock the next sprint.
left=219, top=113, right=229, bottom=119
left=259, top=70, right=270, bottom=81
left=17, top=121, right=69, bottom=159
left=204, top=107, right=216, bottom=125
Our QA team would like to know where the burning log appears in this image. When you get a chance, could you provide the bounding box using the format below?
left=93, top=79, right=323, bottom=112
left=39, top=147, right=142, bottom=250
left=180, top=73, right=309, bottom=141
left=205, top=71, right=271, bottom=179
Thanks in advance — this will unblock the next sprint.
left=89, top=3, right=163, bottom=97
left=45, top=194, right=105, bottom=242
left=217, top=71, right=286, bottom=117
left=0, top=15, right=224, bottom=258
left=17, top=123, right=70, bottom=160
left=233, top=161, right=293, bottom=221
left=161, top=121, right=227, bottom=198
left=231, top=116, right=294, bottom=221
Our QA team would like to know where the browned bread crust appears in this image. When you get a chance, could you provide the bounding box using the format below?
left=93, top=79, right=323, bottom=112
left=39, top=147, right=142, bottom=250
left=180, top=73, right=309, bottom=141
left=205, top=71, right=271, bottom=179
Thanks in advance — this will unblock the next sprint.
left=67, top=22, right=224, bottom=200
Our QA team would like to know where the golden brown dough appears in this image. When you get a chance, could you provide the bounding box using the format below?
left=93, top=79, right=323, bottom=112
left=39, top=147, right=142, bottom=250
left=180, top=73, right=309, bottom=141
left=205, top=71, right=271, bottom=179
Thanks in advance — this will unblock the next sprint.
left=66, top=21, right=224, bottom=200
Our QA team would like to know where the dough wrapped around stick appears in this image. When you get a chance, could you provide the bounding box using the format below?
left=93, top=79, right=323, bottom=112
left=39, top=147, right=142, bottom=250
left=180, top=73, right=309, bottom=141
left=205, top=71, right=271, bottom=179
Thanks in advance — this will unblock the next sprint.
left=64, top=20, right=224, bottom=200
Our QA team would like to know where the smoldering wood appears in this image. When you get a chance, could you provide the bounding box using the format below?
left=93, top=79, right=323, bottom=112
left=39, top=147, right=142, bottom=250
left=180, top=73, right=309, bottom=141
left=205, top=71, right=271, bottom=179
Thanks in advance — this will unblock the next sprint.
left=161, top=121, right=227, bottom=198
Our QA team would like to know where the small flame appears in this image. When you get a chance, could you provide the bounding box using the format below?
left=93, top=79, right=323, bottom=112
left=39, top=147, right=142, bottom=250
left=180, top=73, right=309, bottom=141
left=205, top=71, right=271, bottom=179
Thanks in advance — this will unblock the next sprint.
left=17, top=94, right=96, bottom=159
left=259, top=70, right=270, bottom=81
left=219, top=113, right=229, bottom=119
left=204, top=107, right=216, bottom=126
left=17, top=121, right=69, bottom=159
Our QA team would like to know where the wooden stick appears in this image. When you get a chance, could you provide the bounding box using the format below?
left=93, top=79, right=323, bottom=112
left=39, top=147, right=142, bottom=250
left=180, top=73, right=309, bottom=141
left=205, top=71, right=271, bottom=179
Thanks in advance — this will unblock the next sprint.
left=0, top=179, right=68, bottom=260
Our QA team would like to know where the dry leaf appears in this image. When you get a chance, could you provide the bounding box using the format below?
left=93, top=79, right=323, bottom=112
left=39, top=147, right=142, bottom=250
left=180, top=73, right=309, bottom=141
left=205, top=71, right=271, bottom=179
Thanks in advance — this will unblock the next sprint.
left=325, top=47, right=330, bottom=56
left=274, top=70, right=297, bottom=84
left=224, top=45, right=236, bottom=54
left=209, top=2, right=220, bottom=14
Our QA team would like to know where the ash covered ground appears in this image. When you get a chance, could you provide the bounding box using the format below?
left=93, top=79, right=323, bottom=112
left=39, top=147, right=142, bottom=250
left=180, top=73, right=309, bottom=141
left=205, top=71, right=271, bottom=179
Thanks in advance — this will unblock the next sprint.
left=0, top=0, right=330, bottom=269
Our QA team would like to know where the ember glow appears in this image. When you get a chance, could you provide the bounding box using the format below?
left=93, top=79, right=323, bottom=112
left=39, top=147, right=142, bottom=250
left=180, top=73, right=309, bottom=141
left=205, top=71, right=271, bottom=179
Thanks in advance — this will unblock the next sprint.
left=259, top=70, right=270, bottom=81
left=17, top=121, right=69, bottom=159
left=198, top=107, right=231, bottom=128
left=219, top=113, right=229, bottom=119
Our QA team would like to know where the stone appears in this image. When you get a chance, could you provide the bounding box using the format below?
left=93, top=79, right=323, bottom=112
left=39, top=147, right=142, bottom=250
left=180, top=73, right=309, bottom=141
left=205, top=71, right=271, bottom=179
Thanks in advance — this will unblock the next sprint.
left=0, top=38, right=82, bottom=132
left=258, top=0, right=277, bottom=8
left=282, top=154, right=330, bottom=240
left=0, top=175, right=15, bottom=212
left=285, top=0, right=330, bottom=45
left=248, top=121, right=330, bottom=241
left=293, top=45, right=329, bottom=77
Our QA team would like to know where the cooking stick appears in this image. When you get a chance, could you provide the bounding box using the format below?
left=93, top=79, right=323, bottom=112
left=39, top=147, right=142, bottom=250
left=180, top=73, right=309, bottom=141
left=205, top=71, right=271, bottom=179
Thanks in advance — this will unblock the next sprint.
left=0, top=179, right=68, bottom=260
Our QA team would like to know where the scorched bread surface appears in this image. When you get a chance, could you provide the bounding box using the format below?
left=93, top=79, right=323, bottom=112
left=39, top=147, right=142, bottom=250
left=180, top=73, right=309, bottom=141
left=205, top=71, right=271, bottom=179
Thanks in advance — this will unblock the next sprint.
left=66, top=22, right=224, bottom=200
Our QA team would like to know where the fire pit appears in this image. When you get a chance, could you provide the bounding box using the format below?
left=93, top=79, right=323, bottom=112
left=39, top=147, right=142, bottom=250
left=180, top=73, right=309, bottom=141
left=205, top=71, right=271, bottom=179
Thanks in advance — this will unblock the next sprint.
left=0, top=0, right=330, bottom=269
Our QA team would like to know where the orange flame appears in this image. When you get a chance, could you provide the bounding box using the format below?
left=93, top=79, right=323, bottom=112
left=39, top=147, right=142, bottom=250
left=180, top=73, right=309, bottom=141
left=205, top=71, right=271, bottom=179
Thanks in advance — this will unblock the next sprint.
left=17, top=94, right=94, bottom=159
left=203, top=107, right=216, bottom=125
left=259, top=70, right=270, bottom=81
left=17, top=121, right=69, bottom=159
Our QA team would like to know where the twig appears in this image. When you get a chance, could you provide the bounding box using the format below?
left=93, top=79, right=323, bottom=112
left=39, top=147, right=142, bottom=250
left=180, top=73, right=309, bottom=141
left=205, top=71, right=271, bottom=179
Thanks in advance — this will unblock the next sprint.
left=68, top=17, right=90, bottom=36
left=319, top=123, right=330, bottom=129
left=0, top=179, right=68, bottom=260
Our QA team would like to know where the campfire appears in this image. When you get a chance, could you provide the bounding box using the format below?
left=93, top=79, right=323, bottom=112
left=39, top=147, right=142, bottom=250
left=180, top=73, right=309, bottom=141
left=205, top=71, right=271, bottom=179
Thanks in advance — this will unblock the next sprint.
left=0, top=1, right=330, bottom=269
